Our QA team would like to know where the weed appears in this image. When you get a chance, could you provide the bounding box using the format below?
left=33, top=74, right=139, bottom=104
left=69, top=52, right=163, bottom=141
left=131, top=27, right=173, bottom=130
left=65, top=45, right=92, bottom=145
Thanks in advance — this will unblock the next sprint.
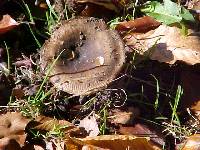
left=45, top=3, right=59, bottom=34
left=98, top=100, right=111, bottom=135
left=2, top=41, right=10, bottom=76
left=161, top=85, right=191, bottom=142
left=99, top=107, right=108, bottom=135
left=107, top=17, right=121, bottom=29
left=22, top=0, right=41, bottom=48
left=170, top=85, right=183, bottom=126
left=30, top=123, right=67, bottom=140
left=46, top=123, right=68, bottom=139
left=9, top=50, right=65, bottom=118
left=151, top=74, right=160, bottom=111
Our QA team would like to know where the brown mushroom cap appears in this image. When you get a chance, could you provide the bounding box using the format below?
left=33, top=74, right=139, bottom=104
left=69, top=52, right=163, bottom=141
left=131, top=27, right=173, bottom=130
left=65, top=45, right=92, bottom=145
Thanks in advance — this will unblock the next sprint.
left=40, top=17, right=125, bottom=95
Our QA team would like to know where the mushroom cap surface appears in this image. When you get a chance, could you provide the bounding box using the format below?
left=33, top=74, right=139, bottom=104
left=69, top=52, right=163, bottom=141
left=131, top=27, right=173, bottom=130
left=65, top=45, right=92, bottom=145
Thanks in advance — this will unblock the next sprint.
left=40, top=17, right=125, bottom=95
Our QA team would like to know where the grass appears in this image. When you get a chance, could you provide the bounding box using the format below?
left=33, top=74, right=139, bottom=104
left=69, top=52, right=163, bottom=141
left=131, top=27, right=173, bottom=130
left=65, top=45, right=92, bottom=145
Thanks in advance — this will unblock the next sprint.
left=9, top=49, right=65, bottom=118
left=151, top=74, right=160, bottom=111
left=45, top=3, right=59, bottom=34
left=158, top=85, right=191, bottom=141
left=6, top=1, right=67, bottom=118
left=0, top=0, right=197, bottom=149
left=22, top=0, right=41, bottom=48
left=3, top=41, right=10, bottom=75
left=170, top=85, right=183, bottom=126
left=81, top=92, right=113, bottom=135
left=30, top=121, right=68, bottom=140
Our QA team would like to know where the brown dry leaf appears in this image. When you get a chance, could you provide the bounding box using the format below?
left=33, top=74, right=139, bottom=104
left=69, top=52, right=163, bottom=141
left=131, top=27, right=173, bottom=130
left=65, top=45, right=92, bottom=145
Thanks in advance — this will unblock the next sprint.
left=111, top=111, right=133, bottom=124
left=0, top=14, right=19, bottom=34
left=110, top=107, right=139, bottom=125
left=82, top=144, right=110, bottom=150
left=74, top=135, right=160, bottom=150
left=125, top=24, right=200, bottom=65
left=33, top=116, right=87, bottom=139
left=80, top=3, right=115, bottom=19
left=34, top=116, right=75, bottom=132
left=0, top=112, right=30, bottom=146
left=34, top=145, right=45, bottom=150
left=116, top=16, right=161, bottom=33
left=0, top=137, right=21, bottom=150
left=77, top=0, right=120, bottom=12
left=118, top=124, right=164, bottom=147
left=182, top=134, right=200, bottom=150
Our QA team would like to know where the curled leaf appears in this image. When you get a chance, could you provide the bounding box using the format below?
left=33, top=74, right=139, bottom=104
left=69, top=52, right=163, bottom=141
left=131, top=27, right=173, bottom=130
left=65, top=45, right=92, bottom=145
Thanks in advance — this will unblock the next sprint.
left=116, top=16, right=161, bottom=33
left=0, top=14, right=19, bottom=34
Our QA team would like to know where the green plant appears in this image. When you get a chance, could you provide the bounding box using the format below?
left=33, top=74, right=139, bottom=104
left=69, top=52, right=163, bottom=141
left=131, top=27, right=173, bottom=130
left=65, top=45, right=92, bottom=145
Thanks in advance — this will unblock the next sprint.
left=22, top=0, right=41, bottom=48
left=151, top=75, right=160, bottom=111
left=46, top=123, right=68, bottom=139
left=99, top=102, right=110, bottom=135
left=9, top=50, right=65, bottom=118
left=45, top=2, right=59, bottom=34
left=161, top=85, right=192, bottom=142
left=141, top=0, right=195, bottom=25
left=141, top=0, right=195, bottom=34
left=30, top=123, right=67, bottom=140
left=169, top=85, right=183, bottom=125
left=2, top=41, right=11, bottom=76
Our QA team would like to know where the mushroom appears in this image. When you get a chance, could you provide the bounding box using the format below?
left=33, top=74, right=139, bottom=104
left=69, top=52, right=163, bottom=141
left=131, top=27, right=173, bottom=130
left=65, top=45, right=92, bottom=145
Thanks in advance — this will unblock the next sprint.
left=40, top=17, right=125, bottom=95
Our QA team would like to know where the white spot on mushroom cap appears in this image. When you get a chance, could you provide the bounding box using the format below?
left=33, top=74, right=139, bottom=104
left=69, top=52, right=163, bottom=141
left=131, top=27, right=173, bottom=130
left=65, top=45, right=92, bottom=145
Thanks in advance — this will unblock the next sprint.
left=95, top=56, right=104, bottom=66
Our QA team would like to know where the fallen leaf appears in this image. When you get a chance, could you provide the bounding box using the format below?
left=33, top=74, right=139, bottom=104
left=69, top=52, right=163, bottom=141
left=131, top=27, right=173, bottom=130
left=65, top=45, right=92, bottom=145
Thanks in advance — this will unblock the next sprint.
left=33, top=145, right=45, bottom=150
left=32, top=116, right=87, bottom=138
left=33, top=116, right=74, bottom=132
left=0, top=137, right=21, bottom=150
left=116, top=16, right=161, bottom=33
left=118, top=124, right=165, bottom=147
left=32, top=117, right=160, bottom=149
left=82, top=144, right=109, bottom=150
left=0, top=112, right=30, bottom=146
left=125, top=24, right=200, bottom=65
left=0, top=14, right=19, bottom=34
left=77, top=0, right=120, bottom=12
left=110, top=107, right=139, bottom=125
left=80, top=3, right=115, bottom=19
left=182, top=134, right=200, bottom=150
left=75, top=135, right=160, bottom=150
left=78, top=113, right=100, bottom=137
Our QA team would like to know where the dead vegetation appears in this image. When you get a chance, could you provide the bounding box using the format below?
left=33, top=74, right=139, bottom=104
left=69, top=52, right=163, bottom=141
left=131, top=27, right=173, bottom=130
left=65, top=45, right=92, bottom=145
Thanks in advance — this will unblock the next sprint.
left=0, top=0, right=200, bottom=150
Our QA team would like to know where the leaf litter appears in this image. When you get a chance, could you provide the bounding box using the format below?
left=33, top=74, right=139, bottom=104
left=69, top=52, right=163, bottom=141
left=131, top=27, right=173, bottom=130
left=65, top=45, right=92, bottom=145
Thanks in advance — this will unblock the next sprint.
left=0, top=0, right=200, bottom=149
left=0, top=14, right=19, bottom=35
